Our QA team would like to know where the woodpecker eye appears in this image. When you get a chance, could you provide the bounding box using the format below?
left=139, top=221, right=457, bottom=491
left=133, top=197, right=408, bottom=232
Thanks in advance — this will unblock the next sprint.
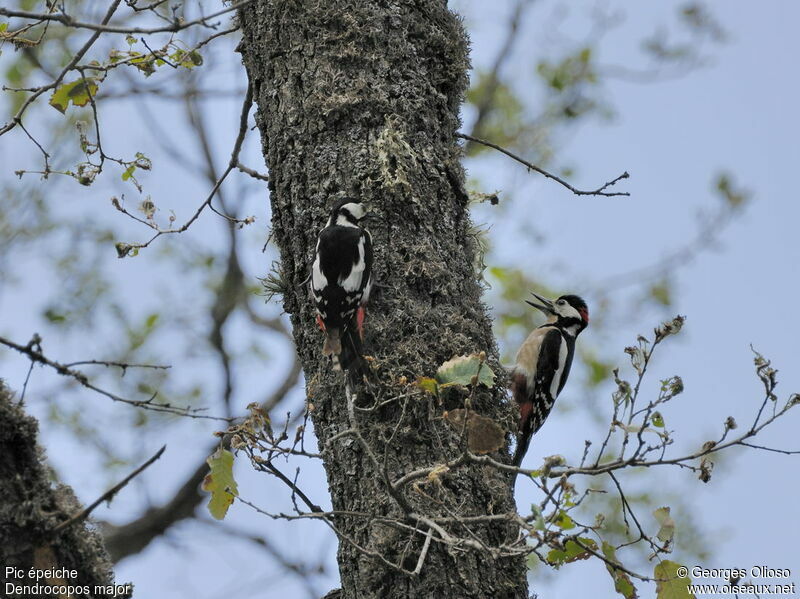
left=557, top=299, right=565, bottom=306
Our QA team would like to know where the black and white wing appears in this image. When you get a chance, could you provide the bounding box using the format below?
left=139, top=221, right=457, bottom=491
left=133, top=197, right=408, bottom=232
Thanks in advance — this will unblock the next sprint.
left=529, top=328, right=571, bottom=435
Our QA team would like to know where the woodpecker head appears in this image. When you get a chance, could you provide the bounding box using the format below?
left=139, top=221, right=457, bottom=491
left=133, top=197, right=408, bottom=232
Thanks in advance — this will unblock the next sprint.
left=526, top=292, right=589, bottom=335
left=328, top=198, right=368, bottom=227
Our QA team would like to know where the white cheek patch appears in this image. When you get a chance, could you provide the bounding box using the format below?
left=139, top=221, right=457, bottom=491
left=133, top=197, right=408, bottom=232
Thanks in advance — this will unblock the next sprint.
left=336, top=215, right=359, bottom=227
left=342, top=202, right=365, bottom=220
left=557, top=303, right=581, bottom=320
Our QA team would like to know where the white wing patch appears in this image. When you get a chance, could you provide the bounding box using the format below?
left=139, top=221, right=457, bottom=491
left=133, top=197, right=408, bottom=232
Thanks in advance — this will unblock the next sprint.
left=360, top=230, right=373, bottom=303
left=549, top=337, right=569, bottom=399
left=311, top=255, right=327, bottom=295
left=339, top=235, right=365, bottom=292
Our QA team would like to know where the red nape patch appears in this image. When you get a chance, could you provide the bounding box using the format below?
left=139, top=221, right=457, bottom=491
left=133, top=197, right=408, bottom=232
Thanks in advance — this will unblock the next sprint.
left=316, top=315, right=326, bottom=331
left=579, top=307, right=590, bottom=324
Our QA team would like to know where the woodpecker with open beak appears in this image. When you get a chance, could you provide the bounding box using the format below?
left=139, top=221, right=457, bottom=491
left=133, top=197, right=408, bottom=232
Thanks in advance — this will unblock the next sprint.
left=310, top=198, right=373, bottom=373
left=511, top=292, right=589, bottom=467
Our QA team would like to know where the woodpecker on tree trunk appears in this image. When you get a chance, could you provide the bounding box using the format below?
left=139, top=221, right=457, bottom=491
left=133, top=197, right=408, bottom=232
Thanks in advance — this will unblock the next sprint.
left=311, top=198, right=373, bottom=374
left=511, top=292, right=589, bottom=467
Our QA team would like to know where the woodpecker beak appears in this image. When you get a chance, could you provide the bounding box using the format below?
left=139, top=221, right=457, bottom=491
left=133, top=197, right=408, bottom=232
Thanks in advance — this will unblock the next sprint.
left=525, top=292, right=556, bottom=315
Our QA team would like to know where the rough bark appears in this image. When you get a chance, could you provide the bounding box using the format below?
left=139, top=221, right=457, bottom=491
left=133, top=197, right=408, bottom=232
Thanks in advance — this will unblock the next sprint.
left=238, top=1, right=528, bottom=598
left=0, top=381, right=120, bottom=598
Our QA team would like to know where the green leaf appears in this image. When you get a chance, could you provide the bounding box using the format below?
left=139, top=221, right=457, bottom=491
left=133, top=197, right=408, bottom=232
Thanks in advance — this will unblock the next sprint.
left=170, top=48, right=204, bottom=69
left=651, top=411, right=665, bottom=428
left=43, top=308, right=67, bottom=323
left=0, top=22, right=8, bottom=32
left=415, top=376, right=438, bottom=396
left=121, top=165, right=136, bottom=181
left=546, top=537, right=597, bottom=567
left=715, top=173, right=749, bottom=208
left=188, top=50, right=203, bottom=66
left=202, top=448, right=238, bottom=520
left=653, top=506, right=675, bottom=543
left=115, top=242, right=133, bottom=258
left=655, top=561, right=696, bottom=599
left=49, top=78, right=99, bottom=114
left=602, top=541, right=638, bottom=599
left=649, top=281, right=672, bottom=306
left=553, top=510, right=575, bottom=530
left=435, top=354, right=495, bottom=388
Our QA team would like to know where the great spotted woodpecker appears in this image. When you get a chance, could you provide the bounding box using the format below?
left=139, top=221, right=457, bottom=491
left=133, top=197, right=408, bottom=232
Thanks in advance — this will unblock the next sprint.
left=511, top=292, right=589, bottom=467
left=311, top=198, right=373, bottom=372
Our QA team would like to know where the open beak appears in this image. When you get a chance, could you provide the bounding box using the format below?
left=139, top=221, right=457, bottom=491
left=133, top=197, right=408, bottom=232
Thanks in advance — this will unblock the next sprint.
left=525, top=291, right=556, bottom=315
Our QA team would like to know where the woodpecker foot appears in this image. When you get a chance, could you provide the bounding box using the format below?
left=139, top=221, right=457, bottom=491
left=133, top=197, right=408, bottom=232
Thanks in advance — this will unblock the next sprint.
left=316, top=315, right=326, bottom=331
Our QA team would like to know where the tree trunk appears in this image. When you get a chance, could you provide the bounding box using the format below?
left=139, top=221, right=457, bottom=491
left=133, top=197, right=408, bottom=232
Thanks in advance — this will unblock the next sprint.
left=0, top=382, right=120, bottom=597
left=238, top=2, right=528, bottom=597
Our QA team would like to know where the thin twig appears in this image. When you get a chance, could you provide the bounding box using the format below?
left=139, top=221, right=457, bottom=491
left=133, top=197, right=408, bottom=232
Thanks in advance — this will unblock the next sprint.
left=113, top=80, right=256, bottom=253
left=52, top=445, right=166, bottom=535
left=0, top=334, right=226, bottom=420
left=0, top=0, right=124, bottom=138
left=0, top=1, right=251, bottom=36
left=413, top=528, right=433, bottom=576
left=457, top=132, right=630, bottom=197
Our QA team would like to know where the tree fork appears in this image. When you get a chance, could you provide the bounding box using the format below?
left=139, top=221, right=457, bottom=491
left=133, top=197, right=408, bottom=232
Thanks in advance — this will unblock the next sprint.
left=238, top=1, right=528, bottom=597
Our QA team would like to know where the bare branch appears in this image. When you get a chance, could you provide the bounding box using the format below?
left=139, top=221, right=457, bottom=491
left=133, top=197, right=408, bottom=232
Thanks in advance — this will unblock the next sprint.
left=62, top=359, right=170, bottom=372
left=0, top=1, right=251, bottom=35
left=0, top=333, right=226, bottom=420
left=457, top=132, right=630, bottom=197
left=52, top=445, right=166, bottom=536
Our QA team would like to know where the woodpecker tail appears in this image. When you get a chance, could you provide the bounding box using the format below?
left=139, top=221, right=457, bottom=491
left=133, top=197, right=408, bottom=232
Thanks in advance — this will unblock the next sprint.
left=321, top=322, right=367, bottom=378
left=511, top=374, right=534, bottom=469
left=322, top=328, right=343, bottom=366
left=339, top=323, right=368, bottom=380
left=513, top=431, right=532, bottom=468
